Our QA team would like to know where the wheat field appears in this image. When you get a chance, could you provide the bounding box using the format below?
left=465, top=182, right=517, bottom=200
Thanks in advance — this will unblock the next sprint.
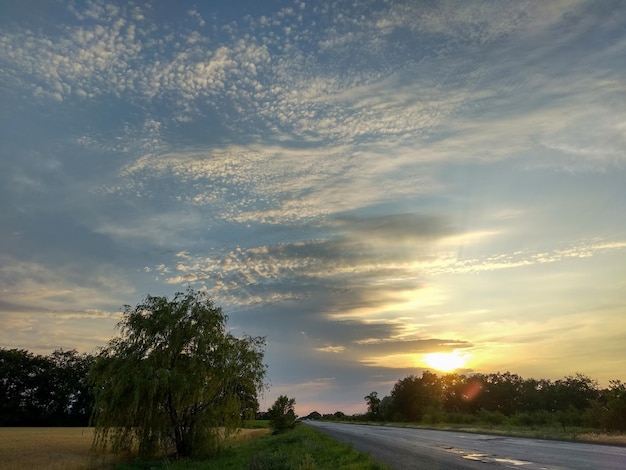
left=0, top=428, right=122, bottom=470
left=0, top=427, right=270, bottom=470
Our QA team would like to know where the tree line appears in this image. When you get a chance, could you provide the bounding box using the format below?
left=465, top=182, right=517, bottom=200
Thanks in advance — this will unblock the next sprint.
left=364, top=370, right=626, bottom=431
left=0, top=348, right=94, bottom=426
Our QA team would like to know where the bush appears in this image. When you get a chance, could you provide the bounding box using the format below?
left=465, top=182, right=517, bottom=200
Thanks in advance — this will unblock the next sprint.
left=268, top=396, right=297, bottom=434
left=510, top=410, right=555, bottom=427
left=422, top=406, right=445, bottom=425
left=477, top=409, right=507, bottom=425
left=445, top=412, right=477, bottom=424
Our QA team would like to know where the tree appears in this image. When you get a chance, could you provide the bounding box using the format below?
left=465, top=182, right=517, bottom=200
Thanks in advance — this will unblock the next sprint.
left=268, top=395, right=297, bottom=433
left=0, top=348, right=93, bottom=426
left=390, top=372, right=443, bottom=422
left=90, top=289, right=266, bottom=459
left=364, top=391, right=381, bottom=420
left=47, top=349, right=94, bottom=425
left=603, top=380, right=626, bottom=431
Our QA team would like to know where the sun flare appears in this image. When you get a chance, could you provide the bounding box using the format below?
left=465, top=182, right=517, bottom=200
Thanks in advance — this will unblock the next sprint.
left=424, top=351, right=468, bottom=372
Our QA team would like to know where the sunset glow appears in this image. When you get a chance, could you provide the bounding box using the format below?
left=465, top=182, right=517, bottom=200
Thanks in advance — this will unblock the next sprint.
left=1, top=0, right=625, bottom=416
left=424, top=352, right=468, bottom=373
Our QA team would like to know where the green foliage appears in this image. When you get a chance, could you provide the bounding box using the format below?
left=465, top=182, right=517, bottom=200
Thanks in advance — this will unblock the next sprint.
left=244, top=419, right=271, bottom=429
left=89, top=289, right=267, bottom=459
left=477, top=409, right=507, bottom=425
left=268, top=395, right=297, bottom=434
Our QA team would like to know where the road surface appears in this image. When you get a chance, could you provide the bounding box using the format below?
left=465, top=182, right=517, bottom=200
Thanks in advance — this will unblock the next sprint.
left=304, top=421, right=626, bottom=469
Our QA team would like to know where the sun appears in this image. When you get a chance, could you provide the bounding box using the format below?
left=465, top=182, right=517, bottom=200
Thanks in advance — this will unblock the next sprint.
left=423, top=351, right=468, bottom=372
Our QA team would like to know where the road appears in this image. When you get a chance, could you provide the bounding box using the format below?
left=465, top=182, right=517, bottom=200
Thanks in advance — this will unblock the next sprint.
left=303, top=421, right=626, bottom=469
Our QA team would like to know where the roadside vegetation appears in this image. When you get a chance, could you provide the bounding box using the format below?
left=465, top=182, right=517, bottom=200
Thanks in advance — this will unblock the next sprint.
left=0, top=422, right=389, bottom=469
left=333, top=416, right=626, bottom=446
left=348, top=370, right=626, bottom=445
left=361, top=371, right=626, bottom=432
left=117, top=422, right=389, bottom=470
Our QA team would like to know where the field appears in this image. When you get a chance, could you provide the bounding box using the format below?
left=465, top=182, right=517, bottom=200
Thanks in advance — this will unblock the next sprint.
left=0, top=427, right=271, bottom=470
left=0, top=428, right=118, bottom=470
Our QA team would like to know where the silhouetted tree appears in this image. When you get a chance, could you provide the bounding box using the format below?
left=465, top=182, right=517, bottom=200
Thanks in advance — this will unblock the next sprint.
left=603, top=380, right=626, bottom=431
left=389, top=371, right=444, bottom=421
left=364, top=391, right=381, bottom=420
left=378, top=395, right=394, bottom=421
left=0, top=348, right=93, bottom=426
left=367, top=370, right=616, bottom=428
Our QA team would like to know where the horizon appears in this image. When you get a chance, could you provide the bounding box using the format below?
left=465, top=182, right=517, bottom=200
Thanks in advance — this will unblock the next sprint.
left=2, top=0, right=625, bottom=417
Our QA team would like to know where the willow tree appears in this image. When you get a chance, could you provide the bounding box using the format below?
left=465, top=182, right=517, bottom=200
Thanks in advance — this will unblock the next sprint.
left=90, top=289, right=266, bottom=458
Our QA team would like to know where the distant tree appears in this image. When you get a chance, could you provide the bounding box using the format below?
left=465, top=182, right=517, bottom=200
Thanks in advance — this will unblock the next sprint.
left=47, top=349, right=94, bottom=425
left=90, top=289, right=266, bottom=458
left=378, top=395, right=394, bottom=421
left=390, top=372, right=443, bottom=422
left=440, top=373, right=471, bottom=413
left=304, top=410, right=322, bottom=420
left=551, top=374, right=599, bottom=411
left=0, top=348, right=93, bottom=426
left=364, top=391, right=381, bottom=420
left=603, top=380, right=626, bottom=431
left=0, top=348, right=38, bottom=425
left=268, top=395, right=297, bottom=433
left=474, top=372, right=525, bottom=415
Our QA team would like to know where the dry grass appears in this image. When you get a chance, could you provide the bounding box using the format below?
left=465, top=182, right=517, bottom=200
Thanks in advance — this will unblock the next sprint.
left=230, top=428, right=271, bottom=443
left=0, top=428, right=122, bottom=470
left=0, top=427, right=270, bottom=470
left=577, top=432, right=626, bottom=446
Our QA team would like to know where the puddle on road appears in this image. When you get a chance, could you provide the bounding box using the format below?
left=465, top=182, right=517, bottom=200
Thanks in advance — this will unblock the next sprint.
left=463, top=453, right=490, bottom=462
left=493, top=457, right=535, bottom=466
left=441, top=447, right=537, bottom=467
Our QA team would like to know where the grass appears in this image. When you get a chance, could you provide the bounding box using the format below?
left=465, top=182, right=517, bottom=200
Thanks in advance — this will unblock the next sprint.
left=243, top=419, right=271, bottom=429
left=119, top=424, right=390, bottom=470
left=346, top=420, right=626, bottom=446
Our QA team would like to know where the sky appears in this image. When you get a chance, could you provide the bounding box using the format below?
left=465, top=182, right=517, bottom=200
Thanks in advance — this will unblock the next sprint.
left=1, top=0, right=625, bottom=415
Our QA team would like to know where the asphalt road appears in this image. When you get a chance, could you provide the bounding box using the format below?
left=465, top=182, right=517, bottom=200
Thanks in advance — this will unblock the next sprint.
left=303, top=421, right=626, bottom=469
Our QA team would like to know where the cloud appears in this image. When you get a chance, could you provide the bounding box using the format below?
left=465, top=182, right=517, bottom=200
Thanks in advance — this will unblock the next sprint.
left=0, top=250, right=145, bottom=354
left=334, top=213, right=453, bottom=243
left=4, top=0, right=622, bottom=177
left=2, top=0, right=625, bottom=411
left=425, top=238, right=626, bottom=276
left=151, top=212, right=459, bottom=308
left=111, top=144, right=441, bottom=226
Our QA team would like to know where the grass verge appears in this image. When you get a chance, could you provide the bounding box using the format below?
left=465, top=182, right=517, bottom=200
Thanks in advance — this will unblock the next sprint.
left=119, top=423, right=389, bottom=470
left=346, top=420, right=626, bottom=446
